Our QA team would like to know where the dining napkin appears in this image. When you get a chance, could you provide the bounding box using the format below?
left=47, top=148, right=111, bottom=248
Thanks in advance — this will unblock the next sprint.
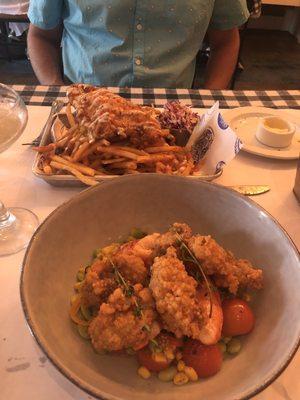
left=186, top=102, right=243, bottom=175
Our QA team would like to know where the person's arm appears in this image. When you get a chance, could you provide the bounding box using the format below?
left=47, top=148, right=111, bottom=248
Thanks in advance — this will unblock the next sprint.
left=203, top=27, right=240, bottom=90
left=27, top=23, right=64, bottom=85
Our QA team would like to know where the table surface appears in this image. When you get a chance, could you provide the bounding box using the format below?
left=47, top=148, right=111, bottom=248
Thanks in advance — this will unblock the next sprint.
left=1, top=97, right=299, bottom=400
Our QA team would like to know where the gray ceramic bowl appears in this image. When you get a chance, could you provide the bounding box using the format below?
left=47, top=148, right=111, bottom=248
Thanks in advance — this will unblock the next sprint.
left=20, top=175, right=300, bottom=400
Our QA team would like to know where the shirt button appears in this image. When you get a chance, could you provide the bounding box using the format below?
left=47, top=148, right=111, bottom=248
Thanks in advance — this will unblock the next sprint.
left=135, top=58, right=142, bottom=66
left=136, top=23, right=143, bottom=31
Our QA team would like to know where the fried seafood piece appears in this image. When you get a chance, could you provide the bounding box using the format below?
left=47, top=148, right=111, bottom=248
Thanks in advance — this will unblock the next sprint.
left=188, top=235, right=263, bottom=295
left=80, top=252, right=148, bottom=308
left=149, top=247, right=202, bottom=338
left=81, top=222, right=192, bottom=308
left=115, top=222, right=192, bottom=268
left=89, top=284, right=160, bottom=352
left=149, top=246, right=223, bottom=344
left=67, top=84, right=171, bottom=147
left=80, top=258, right=117, bottom=308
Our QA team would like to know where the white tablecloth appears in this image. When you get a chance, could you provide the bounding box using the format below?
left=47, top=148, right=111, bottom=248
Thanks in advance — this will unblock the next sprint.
left=0, top=106, right=299, bottom=400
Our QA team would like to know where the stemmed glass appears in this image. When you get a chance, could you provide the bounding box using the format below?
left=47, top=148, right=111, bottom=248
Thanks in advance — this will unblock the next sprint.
left=0, top=83, right=39, bottom=256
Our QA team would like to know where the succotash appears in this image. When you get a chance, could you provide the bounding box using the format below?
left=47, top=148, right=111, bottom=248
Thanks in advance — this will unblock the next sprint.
left=69, top=225, right=259, bottom=386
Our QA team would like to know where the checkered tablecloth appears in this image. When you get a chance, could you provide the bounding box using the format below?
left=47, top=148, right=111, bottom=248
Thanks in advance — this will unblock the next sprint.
left=12, top=85, right=300, bottom=109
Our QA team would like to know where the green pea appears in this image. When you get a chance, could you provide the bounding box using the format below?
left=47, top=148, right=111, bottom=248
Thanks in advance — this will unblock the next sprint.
left=80, top=304, right=92, bottom=321
left=131, top=228, right=147, bottom=240
left=158, top=366, right=177, bottom=382
left=77, top=325, right=90, bottom=339
left=77, top=270, right=85, bottom=282
left=218, top=342, right=227, bottom=354
left=227, top=338, right=242, bottom=355
left=126, top=347, right=136, bottom=355
left=93, top=249, right=101, bottom=259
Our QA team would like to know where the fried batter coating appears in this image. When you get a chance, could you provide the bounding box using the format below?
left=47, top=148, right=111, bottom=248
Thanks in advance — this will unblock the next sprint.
left=149, top=247, right=206, bottom=339
left=119, top=222, right=192, bottom=267
left=80, top=259, right=117, bottom=308
left=89, top=284, right=160, bottom=352
left=68, top=84, right=170, bottom=148
left=81, top=250, right=148, bottom=308
left=188, top=235, right=263, bottom=294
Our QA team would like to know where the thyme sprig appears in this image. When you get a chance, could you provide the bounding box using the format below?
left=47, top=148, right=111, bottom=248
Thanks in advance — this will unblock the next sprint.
left=175, top=233, right=213, bottom=318
left=108, top=257, right=153, bottom=336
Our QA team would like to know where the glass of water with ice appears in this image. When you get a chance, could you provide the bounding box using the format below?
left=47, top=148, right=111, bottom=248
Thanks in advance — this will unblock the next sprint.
left=0, top=83, right=39, bottom=256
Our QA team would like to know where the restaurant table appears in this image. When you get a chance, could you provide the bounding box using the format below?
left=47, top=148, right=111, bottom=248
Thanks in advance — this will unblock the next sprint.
left=1, top=86, right=299, bottom=400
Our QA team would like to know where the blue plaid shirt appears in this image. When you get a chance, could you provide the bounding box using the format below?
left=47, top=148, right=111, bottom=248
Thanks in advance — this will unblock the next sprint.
left=28, top=1, right=249, bottom=88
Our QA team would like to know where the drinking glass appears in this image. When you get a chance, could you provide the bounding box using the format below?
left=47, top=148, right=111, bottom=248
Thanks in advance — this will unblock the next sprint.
left=0, top=83, right=39, bottom=256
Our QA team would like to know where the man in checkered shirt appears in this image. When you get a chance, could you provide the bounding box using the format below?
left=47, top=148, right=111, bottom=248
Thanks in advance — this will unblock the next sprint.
left=28, top=1, right=253, bottom=89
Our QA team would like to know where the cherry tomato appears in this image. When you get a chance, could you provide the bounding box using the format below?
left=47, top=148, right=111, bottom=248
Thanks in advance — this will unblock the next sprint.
left=222, top=298, right=255, bottom=337
left=182, top=340, right=222, bottom=378
left=137, top=347, right=171, bottom=372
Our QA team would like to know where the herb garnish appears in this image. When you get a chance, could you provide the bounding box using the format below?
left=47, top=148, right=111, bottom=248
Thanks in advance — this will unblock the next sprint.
left=108, top=257, right=153, bottom=335
left=175, top=232, right=213, bottom=318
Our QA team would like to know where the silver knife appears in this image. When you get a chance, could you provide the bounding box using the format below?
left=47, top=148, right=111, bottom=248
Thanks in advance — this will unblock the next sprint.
left=229, top=185, right=270, bottom=196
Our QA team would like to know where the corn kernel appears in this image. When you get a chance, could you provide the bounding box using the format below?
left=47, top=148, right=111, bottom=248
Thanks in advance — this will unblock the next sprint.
left=152, top=352, right=167, bottom=363
left=138, top=366, right=151, bottom=379
left=222, top=336, right=232, bottom=344
left=173, top=372, right=189, bottom=385
left=175, top=351, right=183, bottom=361
left=184, top=366, right=198, bottom=382
left=165, top=350, right=175, bottom=361
left=227, top=338, right=242, bottom=355
left=177, top=360, right=185, bottom=372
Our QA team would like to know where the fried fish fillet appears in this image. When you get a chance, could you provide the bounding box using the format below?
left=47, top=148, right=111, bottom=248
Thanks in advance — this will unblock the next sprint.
left=89, top=284, right=160, bottom=352
left=188, top=235, right=263, bottom=294
left=67, top=84, right=171, bottom=147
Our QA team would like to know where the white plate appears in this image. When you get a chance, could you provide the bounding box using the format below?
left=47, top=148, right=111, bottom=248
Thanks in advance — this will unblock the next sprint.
left=223, top=107, right=300, bottom=160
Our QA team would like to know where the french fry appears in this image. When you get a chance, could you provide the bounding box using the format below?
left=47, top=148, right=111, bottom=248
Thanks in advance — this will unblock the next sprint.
left=101, top=157, right=126, bottom=165
left=96, top=146, right=138, bottom=160
left=113, top=146, right=147, bottom=156
left=144, top=146, right=183, bottom=154
left=179, top=159, right=194, bottom=176
left=66, top=103, right=76, bottom=127
left=43, top=165, right=53, bottom=175
left=125, top=169, right=140, bottom=174
left=34, top=88, right=197, bottom=180
left=50, top=161, right=98, bottom=186
left=71, top=141, right=90, bottom=162
left=51, top=155, right=97, bottom=176
left=108, top=161, right=137, bottom=170
left=137, top=154, right=174, bottom=164
left=78, top=141, right=102, bottom=160
left=33, top=143, right=56, bottom=153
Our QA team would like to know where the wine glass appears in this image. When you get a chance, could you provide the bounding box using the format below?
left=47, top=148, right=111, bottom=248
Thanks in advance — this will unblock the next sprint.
left=0, top=83, right=39, bottom=256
